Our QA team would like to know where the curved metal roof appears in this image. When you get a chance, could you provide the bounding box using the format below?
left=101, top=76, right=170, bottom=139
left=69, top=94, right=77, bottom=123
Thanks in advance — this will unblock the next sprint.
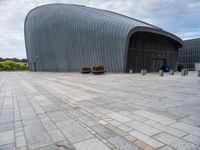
left=25, top=3, right=183, bottom=45
left=25, top=4, right=183, bottom=72
left=26, top=3, right=159, bottom=29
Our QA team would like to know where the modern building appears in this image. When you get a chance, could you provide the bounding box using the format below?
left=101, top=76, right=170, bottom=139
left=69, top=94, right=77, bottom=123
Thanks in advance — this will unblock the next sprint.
left=25, top=4, right=183, bottom=72
left=179, top=38, right=200, bottom=71
left=195, top=63, right=200, bottom=71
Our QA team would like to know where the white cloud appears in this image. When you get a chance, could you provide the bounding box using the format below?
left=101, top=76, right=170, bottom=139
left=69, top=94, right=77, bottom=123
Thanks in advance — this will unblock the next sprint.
left=0, top=0, right=200, bottom=58
left=176, top=26, right=200, bottom=40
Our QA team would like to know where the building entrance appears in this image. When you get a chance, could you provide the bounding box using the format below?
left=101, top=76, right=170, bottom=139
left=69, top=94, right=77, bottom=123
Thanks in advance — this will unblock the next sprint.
left=126, top=31, right=179, bottom=72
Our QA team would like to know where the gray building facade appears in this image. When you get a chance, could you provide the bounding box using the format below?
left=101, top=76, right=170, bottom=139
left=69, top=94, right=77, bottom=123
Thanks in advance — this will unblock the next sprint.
left=179, top=38, right=200, bottom=70
left=25, top=4, right=183, bottom=72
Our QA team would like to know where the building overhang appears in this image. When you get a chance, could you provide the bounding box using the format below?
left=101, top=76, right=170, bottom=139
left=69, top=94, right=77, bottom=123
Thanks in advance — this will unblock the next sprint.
left=128, top=26, right=183, bottom=48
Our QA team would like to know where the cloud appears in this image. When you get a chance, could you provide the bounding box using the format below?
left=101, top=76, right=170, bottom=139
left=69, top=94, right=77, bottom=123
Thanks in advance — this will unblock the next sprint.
left=0, top=0, right=200, bottom=58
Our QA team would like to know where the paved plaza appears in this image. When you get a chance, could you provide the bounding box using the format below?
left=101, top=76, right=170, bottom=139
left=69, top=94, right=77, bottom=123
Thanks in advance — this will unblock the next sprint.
left=0, top=71, right=200, bottom=150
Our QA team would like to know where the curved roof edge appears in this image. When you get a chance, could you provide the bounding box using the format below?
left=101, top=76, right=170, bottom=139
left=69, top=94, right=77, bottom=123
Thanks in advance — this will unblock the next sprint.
left=25, top=3, right=161, bottom=30
left=128, top=26, right=183, bottom=47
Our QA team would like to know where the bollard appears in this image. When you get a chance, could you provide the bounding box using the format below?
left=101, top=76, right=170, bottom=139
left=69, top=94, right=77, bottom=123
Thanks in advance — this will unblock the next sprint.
left=159, top=70, right=163, bottom=76
left=181, top=69, right=187, bottom=76
left=141, top=69, right=147, bottom=75
left=185, top=69, right=188, bottom=75
left=129, top=69, right=133, bottom=74
left=198, top=70, right=200, bottom=77
left=170, top=69, right=174, bottom=75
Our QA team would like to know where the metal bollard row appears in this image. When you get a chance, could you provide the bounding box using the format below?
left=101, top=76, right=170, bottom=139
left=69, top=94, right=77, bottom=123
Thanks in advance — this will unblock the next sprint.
left=129, top=69, right=200, bottom=77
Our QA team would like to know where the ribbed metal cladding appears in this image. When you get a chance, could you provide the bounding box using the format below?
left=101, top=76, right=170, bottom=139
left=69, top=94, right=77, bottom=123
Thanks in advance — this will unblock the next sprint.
left=25, top=4, right=183, bottom=72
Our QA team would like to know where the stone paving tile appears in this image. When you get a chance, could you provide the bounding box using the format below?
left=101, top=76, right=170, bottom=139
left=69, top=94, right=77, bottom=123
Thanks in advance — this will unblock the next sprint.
left=38, top=114, right=50, bottom=122
left=108, top=135, right=141, bottom=150
left=180, top=117, right=200, bottom=127
left=119, top=111, right=132, bottom=116
left=0, top=123, right=13, bottom=132
left=144, top=120, right=187, bottom=137
left=133, top=140, right=155, bottom=150
left=67, top=109, right=85, bottom=118
left=17, top=147, right=29, bottom=150
left=0, top=130, right=14, bottom=145
left=42, top=104, right=60, bottom=113
left=154, top=132, right=200, bottom=150
left=0, top=114, right=13, bottom=124
left=133, top=110, right=176, bottom=125
left=0, top=143, right=15, bottom=150
left=95, top=106, right=113, bottom=114
left=78, top=116, right=99, bottom=126
left=22, top=118, right=42, bottom=127
left=105, top=102, right=141, bottom=112
left=47, top=111, right=71, bottom=122
left=126, top=120, right=161, bottom=136
left=148, top=109, right=186, bottom=120
left=56, top=120, right=94, bottom=143
left=14, top=121, right=23, bottom=128
left=183, top=134, right=200, bottom=146
left=74, top=138, right=111, bottom=150
left=118, top=124, right=133, bottom=132
left=15, top=127, right=23, bottom=132
left=34, top=95, right=48, bottom=100
left=20, top=111, right=37, bottom=120
left=41, top=120, right=57, bottom=131
left=107, top=112, right=132, bottom=123
left=108, top=120, right=122, bottom=126
left=125, top=135, right=137, bottom=142
left=16, top=131, right=24, bottom=137
left=170, top=122, right=200, bottom=137
left=129, top=130, right=164, bottom=149
left=158, top=146, right=175, bottom=150
left=91, top=125, right=117, bottom=139
left=55, top=140, right=76, bottom=150
left=113, top=128, right=127, bottom=136
left=24, top=125, right=52, bottom=149
left=106, top=123, right=118, bottom=131
left=48, top=129, right=65, bottom=142
left=16, top=136, right=26, bottom=148
left=98, top=120, right=108, bottom=125
left=127, top=114, right=148, bottom=122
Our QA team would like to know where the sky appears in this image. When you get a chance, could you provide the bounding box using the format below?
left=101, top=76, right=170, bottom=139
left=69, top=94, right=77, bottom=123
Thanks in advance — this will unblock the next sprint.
left=0, top=0, right=200, bottom=58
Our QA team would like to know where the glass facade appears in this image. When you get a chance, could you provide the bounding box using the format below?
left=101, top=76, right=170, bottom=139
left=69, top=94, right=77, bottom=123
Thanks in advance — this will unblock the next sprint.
left=179, top=38, right=200, bottom=70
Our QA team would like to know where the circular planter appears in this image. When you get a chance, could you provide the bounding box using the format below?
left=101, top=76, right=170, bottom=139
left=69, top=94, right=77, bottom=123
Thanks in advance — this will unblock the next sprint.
left=92, top=70, right=106, bottom=75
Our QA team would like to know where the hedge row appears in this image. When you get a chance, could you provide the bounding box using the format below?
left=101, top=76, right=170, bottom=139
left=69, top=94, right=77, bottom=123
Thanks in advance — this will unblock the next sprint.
left=0, top=60, right=28, bottom=71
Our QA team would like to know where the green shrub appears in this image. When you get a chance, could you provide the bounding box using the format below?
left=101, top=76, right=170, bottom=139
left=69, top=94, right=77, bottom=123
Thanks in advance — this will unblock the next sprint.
left=177, top=64, right=186, bottom=72
left=2, top=64, right=10, bottom=71
left=0, top=63, right=3, bottom=71
left=81, top=66, right=91, bottom=71
left=0, top=60, right=28, bottom=71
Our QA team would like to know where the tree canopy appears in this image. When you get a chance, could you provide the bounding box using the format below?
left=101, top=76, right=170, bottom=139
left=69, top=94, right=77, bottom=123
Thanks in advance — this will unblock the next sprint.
left=0, top=57, right=27, bottom=62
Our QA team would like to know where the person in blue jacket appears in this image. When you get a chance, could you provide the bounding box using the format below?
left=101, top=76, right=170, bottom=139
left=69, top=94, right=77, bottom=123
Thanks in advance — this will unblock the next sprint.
left=161, top=60, right=170, bottom=72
